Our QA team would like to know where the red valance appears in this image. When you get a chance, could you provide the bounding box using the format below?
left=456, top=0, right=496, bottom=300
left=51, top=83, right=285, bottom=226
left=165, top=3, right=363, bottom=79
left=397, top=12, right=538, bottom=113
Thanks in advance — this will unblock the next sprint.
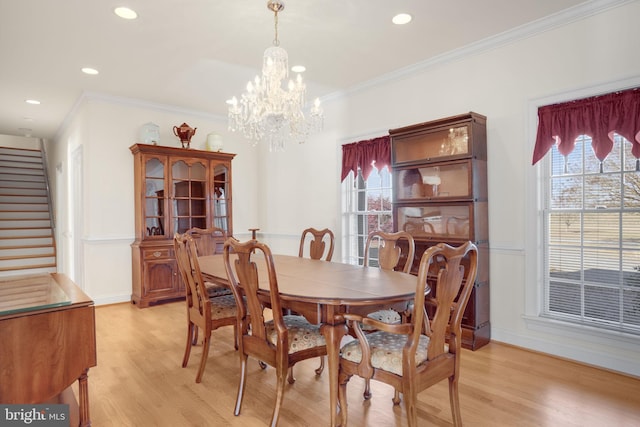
left=341, top=136, right=391, bottom=181
left=532, top=87, right=640, bottom=165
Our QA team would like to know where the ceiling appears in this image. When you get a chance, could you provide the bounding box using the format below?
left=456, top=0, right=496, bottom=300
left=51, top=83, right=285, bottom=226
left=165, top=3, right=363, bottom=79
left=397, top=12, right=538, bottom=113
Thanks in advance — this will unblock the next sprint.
left=0, top=0, right=596, bottom=140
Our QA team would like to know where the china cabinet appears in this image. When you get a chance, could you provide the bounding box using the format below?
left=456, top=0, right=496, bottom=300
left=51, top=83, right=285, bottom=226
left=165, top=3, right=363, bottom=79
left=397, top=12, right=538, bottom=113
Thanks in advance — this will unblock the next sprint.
left=390, top=112, right=490, bottom=349
left=130, top=143, right=235, bottom=307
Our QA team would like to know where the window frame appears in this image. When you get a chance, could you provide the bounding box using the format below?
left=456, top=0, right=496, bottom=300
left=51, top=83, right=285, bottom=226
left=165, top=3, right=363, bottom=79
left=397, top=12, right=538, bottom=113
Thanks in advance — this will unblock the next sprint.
left=341, top=165, right=393, bottom=266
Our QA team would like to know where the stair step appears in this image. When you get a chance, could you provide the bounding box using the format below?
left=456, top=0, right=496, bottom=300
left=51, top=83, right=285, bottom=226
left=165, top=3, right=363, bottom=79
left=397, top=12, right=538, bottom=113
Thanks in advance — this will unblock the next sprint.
left=0, top=247, right=55, bottom=257
left=0, top=187, right=47, bottom=196
left=0, top=237, right=54, bottom=246
left=0, top=219, right=51, bottom=228
left=0, top=254, right=56, bottom=268
left=0, top=174, right=45, bottom=184
left=0, top=147, right=42, bottom=158
left=0, top=204, right=49, bottom=212
left=0, top=195, right=48, bottom=204
left=0, top=229, right=53, bottom=238
left=0, top=211, right=50, bottom=220
left=0, top=160, right=43, bottom=170
left=0, top=264, right=57, bottom=274
left=0, top=166, right=44, bottom=176
left=0, top=180, right=46, bottom=190
left=0, top=236, right=53, bottom=249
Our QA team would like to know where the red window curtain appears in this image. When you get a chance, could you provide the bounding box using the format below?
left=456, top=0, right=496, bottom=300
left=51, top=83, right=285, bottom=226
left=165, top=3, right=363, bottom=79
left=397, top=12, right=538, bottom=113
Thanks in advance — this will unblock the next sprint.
left=532, top=87, right=640, bottom=165
left=341, top=136, right=391, bottom=181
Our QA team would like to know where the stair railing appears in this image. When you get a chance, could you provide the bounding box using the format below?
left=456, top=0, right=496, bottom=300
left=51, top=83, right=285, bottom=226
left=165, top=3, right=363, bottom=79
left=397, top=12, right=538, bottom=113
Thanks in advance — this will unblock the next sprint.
left=38, top=139, right=57, bottom=252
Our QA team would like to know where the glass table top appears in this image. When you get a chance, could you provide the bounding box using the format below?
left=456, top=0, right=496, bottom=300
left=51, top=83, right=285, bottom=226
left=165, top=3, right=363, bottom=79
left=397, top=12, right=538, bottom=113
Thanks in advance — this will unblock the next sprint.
left=0, top=274, right=71, bottom=316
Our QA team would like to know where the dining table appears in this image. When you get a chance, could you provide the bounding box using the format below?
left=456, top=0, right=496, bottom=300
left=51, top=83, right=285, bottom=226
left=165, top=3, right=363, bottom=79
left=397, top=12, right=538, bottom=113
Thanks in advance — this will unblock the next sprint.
left=198, top=253, right=421, bottom=426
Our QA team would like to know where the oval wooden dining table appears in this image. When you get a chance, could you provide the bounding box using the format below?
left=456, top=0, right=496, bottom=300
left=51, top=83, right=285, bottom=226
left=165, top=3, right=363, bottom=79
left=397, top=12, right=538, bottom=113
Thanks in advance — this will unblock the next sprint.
left=198, top=253, right=421, bottom=427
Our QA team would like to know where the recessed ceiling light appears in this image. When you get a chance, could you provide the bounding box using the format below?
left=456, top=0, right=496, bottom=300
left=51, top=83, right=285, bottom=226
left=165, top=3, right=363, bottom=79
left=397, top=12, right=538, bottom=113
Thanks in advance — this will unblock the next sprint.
left=291, top=65, right=306, bottom=73
left=82, top=67, right=99, bottom=75
left=114, top=7, right=138, bottom=20
left=23, top=117, right=34, bottom=122
left=392, top=13, right=412, bottom=25
left=25, top=99, right=40, bottom=105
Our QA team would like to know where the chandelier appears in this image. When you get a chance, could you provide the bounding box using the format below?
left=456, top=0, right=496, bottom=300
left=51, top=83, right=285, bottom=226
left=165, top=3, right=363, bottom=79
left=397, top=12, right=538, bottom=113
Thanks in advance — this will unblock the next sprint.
left=227, top=0, right=323, bottom=151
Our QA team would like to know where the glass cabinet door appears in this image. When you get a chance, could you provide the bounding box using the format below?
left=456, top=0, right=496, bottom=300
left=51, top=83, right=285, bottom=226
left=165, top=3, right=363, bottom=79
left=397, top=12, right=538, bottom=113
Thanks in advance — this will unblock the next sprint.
left=211, top=163, right=230, bottom=233
left=171, top=160, right=207, bottom=234
left=393, top=124, right=470, bottom=164
left=143, top=157, right=166, bottom=237
left=397, top=204, right=472, bottom=240
left=396, top=161, right=471, bottom=200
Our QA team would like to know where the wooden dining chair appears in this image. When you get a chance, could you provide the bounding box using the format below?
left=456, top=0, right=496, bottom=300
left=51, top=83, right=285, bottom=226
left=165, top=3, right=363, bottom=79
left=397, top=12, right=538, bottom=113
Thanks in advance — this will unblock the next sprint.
left=186, top=227, right=232, bottom=297
left=174, top=232, right=238, bottom=383
left=291, top=227, right=335, bottom=381
left=360, top=229, right=416, bottom=399
left=223, top=238, right=328, bottom=427
left=298, top=227, right=335, bottom=261
left=338, top=241, right=478, bottom=427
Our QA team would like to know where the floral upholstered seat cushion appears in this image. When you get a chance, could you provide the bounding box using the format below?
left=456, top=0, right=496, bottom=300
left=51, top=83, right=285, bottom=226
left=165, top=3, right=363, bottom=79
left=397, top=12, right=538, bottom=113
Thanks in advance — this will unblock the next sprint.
left=340, top=331, right=430, bottom=376
left=265, top=315, right=326, bottom=354
left=205, top=281, right=232, bottom=298
left=209, top=294, right=237, bottom=320
left=361, top=309, right=401, bottom=331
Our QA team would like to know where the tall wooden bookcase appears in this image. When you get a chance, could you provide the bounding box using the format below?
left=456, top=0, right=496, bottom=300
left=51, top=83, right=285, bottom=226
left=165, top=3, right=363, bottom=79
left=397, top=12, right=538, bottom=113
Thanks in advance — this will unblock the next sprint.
left=390, top=112, right=490, bottom=349
left=130, top=143, right=235, bottom=307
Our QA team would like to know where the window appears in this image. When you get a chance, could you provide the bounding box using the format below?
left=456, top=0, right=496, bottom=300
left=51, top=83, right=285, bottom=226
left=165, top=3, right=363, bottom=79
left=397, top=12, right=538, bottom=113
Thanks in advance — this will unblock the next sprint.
left=342, top=164, right=393, bottom=266
left=544, top=134, right=640, bottom=334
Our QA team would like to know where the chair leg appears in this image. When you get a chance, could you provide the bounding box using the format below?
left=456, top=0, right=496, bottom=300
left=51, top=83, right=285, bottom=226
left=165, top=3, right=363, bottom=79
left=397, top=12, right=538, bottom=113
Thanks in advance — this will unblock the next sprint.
left=195, top=332, right=212, bottom=383
left=315, top=356, right=325, bottom=375
left=392, top=389, right=401, bottom=405
left=234, top=353, right=248, bottom=416
left=233, top=324, right=238, bottom=350
left=338, top=373, right=351, bottom=427
left=182, top=322, right=195, bottom=368
left=449, top=376, right=463, bottom=427
left=270, top=363, right=288, bottom=427
left=363, top=378, right=372, bottom=400
left=404, top=382, right=418, bottom=427
left=287, top=366, right=296, bottom=384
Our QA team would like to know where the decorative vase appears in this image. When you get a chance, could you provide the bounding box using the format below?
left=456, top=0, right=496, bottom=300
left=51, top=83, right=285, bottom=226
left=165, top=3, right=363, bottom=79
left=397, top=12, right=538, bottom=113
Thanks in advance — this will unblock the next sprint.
left=139, top=122, right=160, bottom=145
left=206, top=133, right=223, bottom=152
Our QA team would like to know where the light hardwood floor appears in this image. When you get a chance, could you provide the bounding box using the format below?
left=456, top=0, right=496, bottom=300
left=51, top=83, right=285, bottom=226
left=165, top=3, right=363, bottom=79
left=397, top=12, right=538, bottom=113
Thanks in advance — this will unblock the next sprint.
left=87, top=301, right=640, bottom=426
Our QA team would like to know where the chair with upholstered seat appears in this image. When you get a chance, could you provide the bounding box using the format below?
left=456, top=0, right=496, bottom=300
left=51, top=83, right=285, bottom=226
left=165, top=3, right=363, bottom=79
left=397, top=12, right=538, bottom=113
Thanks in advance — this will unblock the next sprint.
left=289, top=227, right=335, bottom=381
left=174, top=232, right=238, bottom=383
left=186, top=227, right=232, bottom=297
left=223, top=238, right=328, bottom=427
left=359, top=229, right=415, bottom=398
left=338, top=241, right=478, bottom=427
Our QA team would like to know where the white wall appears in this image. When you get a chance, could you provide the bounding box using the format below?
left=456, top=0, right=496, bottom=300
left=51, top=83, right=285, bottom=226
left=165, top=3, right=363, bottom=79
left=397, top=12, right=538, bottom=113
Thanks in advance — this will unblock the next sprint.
left=49, top=1, right=640, bottom=376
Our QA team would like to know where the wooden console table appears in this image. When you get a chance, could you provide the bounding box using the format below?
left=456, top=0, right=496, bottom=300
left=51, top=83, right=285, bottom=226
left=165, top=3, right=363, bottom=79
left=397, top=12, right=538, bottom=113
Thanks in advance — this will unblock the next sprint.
left=0, top=273, right=97, bottom=426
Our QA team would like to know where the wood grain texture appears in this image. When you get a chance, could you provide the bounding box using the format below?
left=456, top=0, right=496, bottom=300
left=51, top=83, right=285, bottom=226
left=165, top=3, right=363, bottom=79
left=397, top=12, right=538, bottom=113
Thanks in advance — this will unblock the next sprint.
left=89, top=301, right=640, bottom=427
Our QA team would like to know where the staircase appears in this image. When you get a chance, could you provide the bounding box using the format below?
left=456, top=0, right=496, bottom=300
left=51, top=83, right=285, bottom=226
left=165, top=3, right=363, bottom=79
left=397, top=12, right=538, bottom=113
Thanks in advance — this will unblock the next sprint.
left=0, top=146, right=56, bottom=277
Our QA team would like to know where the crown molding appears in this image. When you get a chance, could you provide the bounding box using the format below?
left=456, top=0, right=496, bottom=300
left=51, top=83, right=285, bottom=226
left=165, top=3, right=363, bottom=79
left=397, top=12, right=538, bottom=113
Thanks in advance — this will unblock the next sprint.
left=338, top=0, right=634, bottom=99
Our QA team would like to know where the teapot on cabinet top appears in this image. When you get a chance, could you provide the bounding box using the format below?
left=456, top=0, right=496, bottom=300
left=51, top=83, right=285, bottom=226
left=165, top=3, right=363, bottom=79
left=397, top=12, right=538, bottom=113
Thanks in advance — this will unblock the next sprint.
left=173, top=123, right=197, bottom=148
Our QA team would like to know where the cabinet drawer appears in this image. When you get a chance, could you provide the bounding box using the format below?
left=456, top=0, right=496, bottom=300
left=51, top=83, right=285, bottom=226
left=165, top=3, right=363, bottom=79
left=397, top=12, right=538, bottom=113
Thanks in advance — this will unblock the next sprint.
left=143, top=248, right=173, bottom=260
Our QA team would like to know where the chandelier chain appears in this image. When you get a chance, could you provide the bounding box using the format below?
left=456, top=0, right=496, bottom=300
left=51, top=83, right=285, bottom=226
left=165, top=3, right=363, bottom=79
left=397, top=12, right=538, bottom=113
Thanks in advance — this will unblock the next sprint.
left=273, top=8, right=279, bottom=46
